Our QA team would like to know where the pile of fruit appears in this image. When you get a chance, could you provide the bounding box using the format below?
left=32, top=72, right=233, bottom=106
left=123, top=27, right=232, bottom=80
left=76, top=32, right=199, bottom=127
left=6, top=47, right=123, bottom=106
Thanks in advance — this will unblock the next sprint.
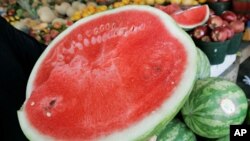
left=191, top=10, right=246, bottom=42
left=1, top=0, right=250, bottom=46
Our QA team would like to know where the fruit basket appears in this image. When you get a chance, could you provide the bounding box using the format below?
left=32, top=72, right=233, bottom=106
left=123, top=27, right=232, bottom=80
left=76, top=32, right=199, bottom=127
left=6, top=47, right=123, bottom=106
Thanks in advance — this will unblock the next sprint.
left=227, top=32, right=243, bottom=54
left=195, top=39, right=230, bottom=65
left=207, top=1, right=231, bottom=15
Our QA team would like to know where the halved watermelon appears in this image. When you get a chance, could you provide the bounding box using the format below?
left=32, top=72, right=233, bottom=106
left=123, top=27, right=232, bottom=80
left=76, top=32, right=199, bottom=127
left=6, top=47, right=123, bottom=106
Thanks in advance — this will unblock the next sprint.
left=17, top=5, right=197, bottom=141
left=170, top=5, right=210, bottom=31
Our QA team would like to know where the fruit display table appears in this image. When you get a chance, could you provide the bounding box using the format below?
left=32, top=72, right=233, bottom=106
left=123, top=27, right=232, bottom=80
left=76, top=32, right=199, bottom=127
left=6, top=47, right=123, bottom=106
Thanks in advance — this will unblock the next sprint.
left=211, top=54, right=237, bottom=77
left=218, top=42, right=250, bottom=82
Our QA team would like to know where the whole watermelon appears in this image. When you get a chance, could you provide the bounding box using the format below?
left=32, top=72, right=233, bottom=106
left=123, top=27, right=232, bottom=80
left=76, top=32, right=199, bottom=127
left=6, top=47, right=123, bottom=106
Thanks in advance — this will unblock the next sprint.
left=246, top=101, right=250, bottom=125
left=157, top=118, right=196, bottom=141
left=216, top=135, right=229, bottom=141
left=196, top=47, right=210, bottom=80
left=181, top=77, right=248, bottom=138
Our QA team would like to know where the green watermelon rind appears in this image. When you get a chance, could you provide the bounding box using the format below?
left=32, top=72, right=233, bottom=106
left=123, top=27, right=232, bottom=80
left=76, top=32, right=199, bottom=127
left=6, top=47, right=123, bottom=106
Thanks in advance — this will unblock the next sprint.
left=216, top=135, right=230, bottom=141
left=18, top=5, right=198, bottom=141
left=156, top=118, right=196, bottom=141
left=196, top=48, right=211, bottom=80
left=181, top=77, right=248, bottom=139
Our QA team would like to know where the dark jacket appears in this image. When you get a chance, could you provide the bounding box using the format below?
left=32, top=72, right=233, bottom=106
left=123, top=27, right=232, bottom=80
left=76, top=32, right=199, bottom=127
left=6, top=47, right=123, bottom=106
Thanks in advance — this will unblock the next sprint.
left=0, top=16, right=45, bottom=141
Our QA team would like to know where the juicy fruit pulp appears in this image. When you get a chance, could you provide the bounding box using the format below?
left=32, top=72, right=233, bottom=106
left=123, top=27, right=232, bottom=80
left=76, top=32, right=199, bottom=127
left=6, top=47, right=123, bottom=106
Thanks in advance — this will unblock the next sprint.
left=18, top=5, right=197, bottom=141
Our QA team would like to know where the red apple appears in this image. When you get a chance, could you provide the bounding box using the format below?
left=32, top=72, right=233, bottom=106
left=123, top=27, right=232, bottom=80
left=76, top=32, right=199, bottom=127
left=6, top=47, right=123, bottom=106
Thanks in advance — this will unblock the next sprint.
left=245, top=14, right=250, bottom=21
left=211, top=27, right=228, bottom=42
left=208, top=15, right=224, bottom=30
left=201, top=35, right=212, bottom=42
left=224, top=26, right=235, bottom=39
left=221, top=20, right=229, bottom=27
left=221, top=11, right=237, bottom=22
left=229, top=20, right=245, bottom=33
left=192, top=25, right=209, bottom=39
left=237, top=14, right=247, bottom=23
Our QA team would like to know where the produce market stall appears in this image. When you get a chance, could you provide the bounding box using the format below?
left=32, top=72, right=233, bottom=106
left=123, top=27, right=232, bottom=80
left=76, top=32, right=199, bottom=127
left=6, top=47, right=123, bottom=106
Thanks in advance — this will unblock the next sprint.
left=1, top=0, right=250, bottom=141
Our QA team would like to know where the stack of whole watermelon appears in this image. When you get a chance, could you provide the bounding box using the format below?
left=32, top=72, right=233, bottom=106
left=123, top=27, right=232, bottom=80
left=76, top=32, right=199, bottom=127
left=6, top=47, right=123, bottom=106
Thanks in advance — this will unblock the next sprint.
left=182, top=77, right=248, bottom=139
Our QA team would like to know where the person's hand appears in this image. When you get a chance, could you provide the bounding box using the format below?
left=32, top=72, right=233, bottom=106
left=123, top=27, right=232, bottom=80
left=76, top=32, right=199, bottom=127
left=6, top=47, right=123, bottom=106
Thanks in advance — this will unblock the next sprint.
left=243, top=75, right=250, bottom=86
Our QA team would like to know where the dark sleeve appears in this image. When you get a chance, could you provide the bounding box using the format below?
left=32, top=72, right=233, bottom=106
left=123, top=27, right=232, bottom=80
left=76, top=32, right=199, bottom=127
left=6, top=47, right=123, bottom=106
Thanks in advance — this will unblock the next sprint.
left=0, top=16, right=46, bottom=141
left=0, top=16, right=46, bottom=76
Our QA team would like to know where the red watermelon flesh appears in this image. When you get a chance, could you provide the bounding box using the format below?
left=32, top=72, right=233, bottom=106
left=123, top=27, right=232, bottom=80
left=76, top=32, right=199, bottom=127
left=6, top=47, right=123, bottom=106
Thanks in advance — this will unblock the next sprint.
left=18, top=6, right=197, bottom=141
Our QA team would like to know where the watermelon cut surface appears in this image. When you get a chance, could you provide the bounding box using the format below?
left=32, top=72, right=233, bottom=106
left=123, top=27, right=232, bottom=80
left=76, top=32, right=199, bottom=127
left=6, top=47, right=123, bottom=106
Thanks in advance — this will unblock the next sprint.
left=171, top=5, right=210, bottom=31
left=18, top=5, right=197, bottom=141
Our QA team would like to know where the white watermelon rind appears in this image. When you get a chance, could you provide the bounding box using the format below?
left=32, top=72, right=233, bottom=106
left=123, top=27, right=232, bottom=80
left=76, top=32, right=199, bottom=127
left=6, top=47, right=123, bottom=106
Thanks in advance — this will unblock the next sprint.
left=18, top=5, right=197, bottom=141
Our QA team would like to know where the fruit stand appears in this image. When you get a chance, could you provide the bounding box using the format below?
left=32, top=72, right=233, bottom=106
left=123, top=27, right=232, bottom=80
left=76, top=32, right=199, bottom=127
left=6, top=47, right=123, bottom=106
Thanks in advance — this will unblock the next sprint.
left=1, top=0, right=250, bottom=141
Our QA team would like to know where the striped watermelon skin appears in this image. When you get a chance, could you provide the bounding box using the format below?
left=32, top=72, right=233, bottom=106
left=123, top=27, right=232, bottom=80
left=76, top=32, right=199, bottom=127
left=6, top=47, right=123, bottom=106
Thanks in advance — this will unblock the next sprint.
left=196, top=48, right=210, bottom=80
left=157, top=119, right=196, bottom=141
left=181, top=77, right=248, bottom=139
left=216, top=135, right=229, bottom=141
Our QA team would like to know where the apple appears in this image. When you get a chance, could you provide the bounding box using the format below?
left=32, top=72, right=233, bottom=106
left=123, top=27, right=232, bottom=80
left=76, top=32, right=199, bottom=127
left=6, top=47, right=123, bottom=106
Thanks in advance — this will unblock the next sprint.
left=224, top=26, right=235, bottom=39
left=221, top=11, right=237, bottom=22
left=192, top=25, right=209, bottom=39
left=201, top=35, right=212, bottom=42
left=211, top=27, right=228, bottom=42
left=221, top=20, right=229, bottom=27
left=208, top=15, right=224, bottom=30
left=237, top=14, right=247, bottom=23
left=245, top=14, right=250, bottom=21
left=229, top=20, right=245, bottom=33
